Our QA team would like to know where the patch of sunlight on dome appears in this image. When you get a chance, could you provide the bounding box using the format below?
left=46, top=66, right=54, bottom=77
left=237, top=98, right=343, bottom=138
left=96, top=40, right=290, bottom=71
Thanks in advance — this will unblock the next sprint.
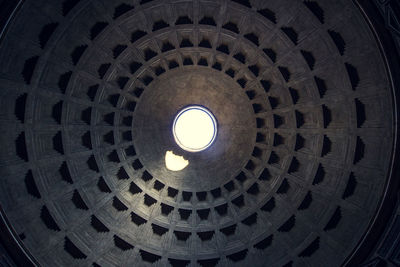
left=165, top=151, right=189, bottom=171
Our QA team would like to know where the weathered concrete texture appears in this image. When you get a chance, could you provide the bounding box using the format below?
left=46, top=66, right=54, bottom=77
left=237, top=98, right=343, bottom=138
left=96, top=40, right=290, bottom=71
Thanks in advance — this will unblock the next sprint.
left=0, top=0, right=396, bottom=266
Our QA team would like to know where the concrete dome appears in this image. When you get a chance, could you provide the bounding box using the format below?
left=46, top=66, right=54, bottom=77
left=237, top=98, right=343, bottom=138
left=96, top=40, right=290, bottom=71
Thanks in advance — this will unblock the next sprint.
left=0, top=0, right=399, bottom=266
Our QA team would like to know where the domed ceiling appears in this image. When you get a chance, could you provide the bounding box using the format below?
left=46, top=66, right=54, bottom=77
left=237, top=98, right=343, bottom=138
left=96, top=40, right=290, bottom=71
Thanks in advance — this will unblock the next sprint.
left=0, top=0, right=397, bottom=266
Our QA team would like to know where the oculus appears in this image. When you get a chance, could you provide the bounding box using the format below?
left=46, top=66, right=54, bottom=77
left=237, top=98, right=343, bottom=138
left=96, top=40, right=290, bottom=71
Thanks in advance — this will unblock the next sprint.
left=172, top=105, right=217, bottom=152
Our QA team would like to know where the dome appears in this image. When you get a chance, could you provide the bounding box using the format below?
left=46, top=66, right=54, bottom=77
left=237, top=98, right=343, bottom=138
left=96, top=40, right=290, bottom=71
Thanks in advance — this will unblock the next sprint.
left=0, top=0, right=399, bottom=266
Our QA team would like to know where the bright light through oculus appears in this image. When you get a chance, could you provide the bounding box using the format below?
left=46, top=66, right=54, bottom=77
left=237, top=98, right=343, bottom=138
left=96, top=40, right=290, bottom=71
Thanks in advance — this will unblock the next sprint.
left=173, top=106, right=217, bottom=152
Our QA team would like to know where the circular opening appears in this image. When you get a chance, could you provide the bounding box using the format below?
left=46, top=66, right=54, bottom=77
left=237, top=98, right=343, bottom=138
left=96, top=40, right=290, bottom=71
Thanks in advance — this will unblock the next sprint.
left=173, top=106, right=217, bottom=152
